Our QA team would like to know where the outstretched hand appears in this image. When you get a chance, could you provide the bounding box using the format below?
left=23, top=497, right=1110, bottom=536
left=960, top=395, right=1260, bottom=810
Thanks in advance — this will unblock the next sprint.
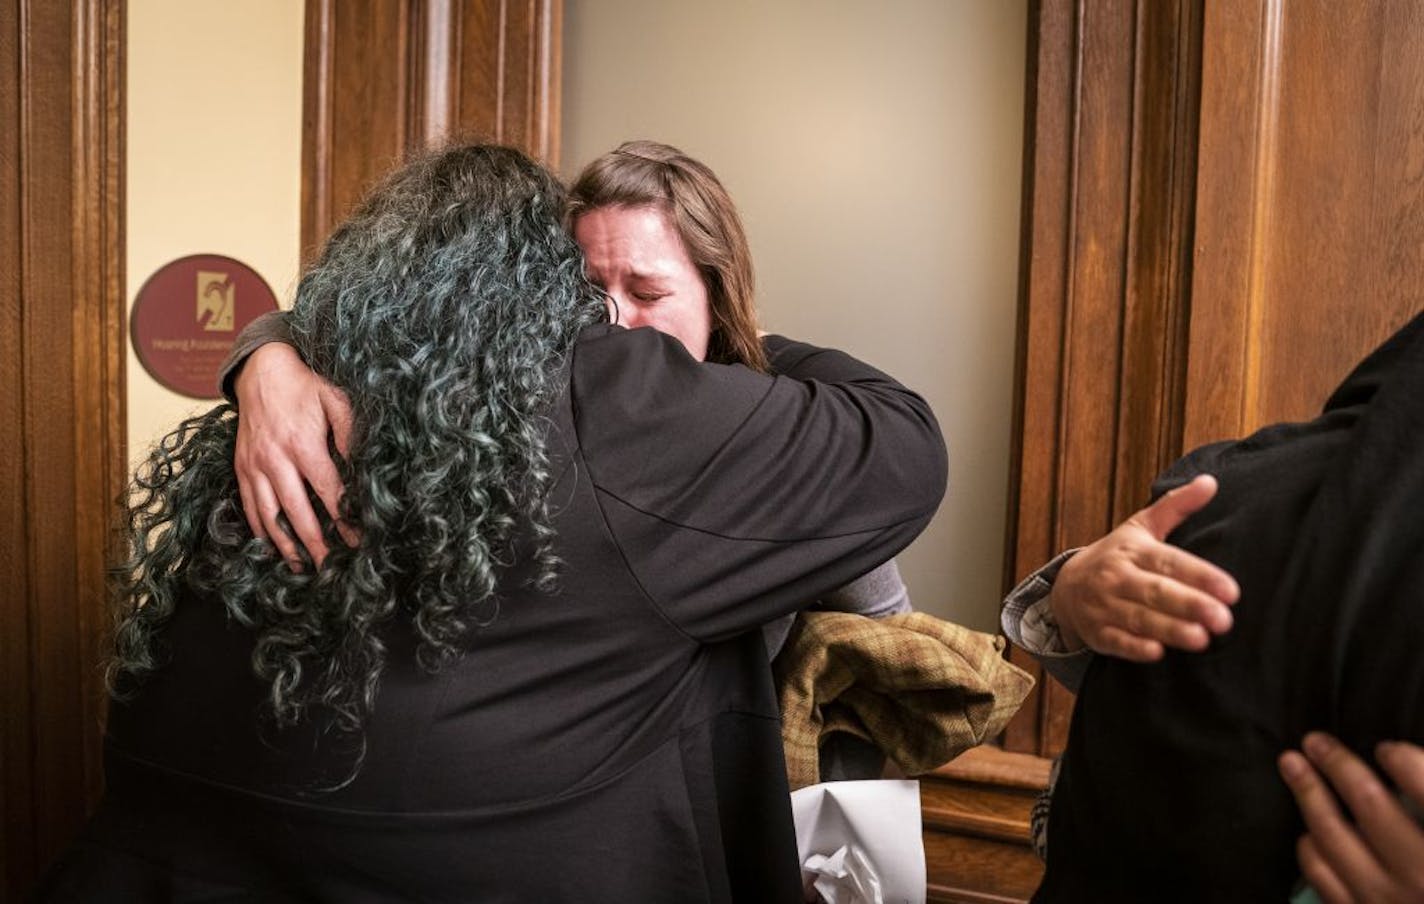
left=1048, top=474, right=1240, bottom=661
left=1280, top=733, right=1424, bottom=904
left=233, top=343, right=356, bottom=569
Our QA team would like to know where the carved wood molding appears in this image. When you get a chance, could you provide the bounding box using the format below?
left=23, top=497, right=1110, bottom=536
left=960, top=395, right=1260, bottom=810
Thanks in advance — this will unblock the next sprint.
left=71, top=0, right=128, bottom=810
left=301, top=0, right=562, bottom=261
left=1, top=0, right=125, bottom=894
left=1182, top=0, right=1284, bottom=447
left=923, top=747, right=1050, bottom=904
left=1185, top=0, right=1424, bottom=448
left=1003, top=0, right=1202, bottom=757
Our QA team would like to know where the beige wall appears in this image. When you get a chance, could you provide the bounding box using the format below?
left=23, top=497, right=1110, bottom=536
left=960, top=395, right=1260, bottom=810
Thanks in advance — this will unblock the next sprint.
left=123, top=1, right=1026, bottom=630
left=564, top=0, right=1028, bottom=631
left=126, top=0, right=303, bottom=470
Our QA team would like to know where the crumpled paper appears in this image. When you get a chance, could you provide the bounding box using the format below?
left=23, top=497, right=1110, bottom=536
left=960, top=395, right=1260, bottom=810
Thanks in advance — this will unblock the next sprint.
left=804, top=844, right=883, bottom=903
left=790, top=779, right=925, bottom=904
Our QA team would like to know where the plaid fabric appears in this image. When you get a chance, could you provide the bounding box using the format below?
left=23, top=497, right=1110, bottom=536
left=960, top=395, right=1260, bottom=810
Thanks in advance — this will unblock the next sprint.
left=1000, top=548, right=1093, bottom=693
left=774, top=611, right=1034, bottom=790
left=1031, top=754, right=1062, bottom=861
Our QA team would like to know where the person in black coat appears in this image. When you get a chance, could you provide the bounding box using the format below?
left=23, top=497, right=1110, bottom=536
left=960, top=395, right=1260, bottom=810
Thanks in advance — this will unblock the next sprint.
left=38, top=144, right=947, bottom=902
left=1033, top=311, right=1424, bottom=902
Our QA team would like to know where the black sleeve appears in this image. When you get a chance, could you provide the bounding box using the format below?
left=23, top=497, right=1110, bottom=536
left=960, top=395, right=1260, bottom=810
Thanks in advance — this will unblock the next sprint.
left=572, top=325, right=947, bottom=643
left=217, top=310, right=296, bottom=402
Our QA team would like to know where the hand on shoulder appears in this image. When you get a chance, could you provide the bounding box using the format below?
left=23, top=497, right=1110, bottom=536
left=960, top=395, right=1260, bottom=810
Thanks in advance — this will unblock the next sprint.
left=1048, top=475, right=1240, bottom=661
left=233, top=342, right=357, bottom=568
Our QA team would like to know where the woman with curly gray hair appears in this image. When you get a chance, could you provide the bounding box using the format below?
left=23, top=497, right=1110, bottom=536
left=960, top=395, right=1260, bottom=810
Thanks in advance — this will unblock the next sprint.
left=39, top=142, right=946, bottom=902
left=223, top=140, right=922, bottom=665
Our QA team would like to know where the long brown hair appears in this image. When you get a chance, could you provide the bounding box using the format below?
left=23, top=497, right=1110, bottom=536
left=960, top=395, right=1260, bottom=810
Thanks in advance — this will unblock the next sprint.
left=568, top=140, right=767, bottom=372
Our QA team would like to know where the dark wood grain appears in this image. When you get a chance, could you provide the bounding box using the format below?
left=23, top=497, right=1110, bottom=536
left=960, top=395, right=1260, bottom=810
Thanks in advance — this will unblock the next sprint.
left=925, top=834, right=1043, bottom=904
left=1113, top=0, right=1200, bottom=521
left=998, top=2, right=1424, bottom=900
left=22, top=5, right=87, bottom=872
left=1001, top=0, right=1070, bottom=758
left=1186, top=0, right=1424, bottom=447
left=1006, top=0, right=1205, bottom=758
left=1008, top=0, right=1424, bottom=758
left=301, top=0, right=335, bottom=263
left=71, top=0, right=128, bottom=815
left=301, top=0, right=411, bottom=261
left=302, top=0, right=562, bottom=258
left=0, top=3, right=36, bottom=895
left=922, top=748, right=1048, bottom=904
left=452, top=0, right=560, bottom=166
left=1, top=0, right=125, bottom=898
left=453, top=0, right=501, bottom=143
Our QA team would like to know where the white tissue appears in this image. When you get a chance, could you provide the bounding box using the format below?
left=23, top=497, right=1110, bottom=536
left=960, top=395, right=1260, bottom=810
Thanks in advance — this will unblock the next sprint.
left=804, top=844, right=884, bottom=903
left=790, top=779, right=925, bottom=904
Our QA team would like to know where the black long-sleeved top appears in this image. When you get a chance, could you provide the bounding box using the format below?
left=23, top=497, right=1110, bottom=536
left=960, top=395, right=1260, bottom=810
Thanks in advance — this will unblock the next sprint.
left=43, top=324, right=947, bottom=903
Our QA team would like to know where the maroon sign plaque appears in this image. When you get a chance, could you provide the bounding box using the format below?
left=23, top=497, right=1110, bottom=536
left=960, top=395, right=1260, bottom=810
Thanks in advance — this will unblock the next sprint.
left=131, top=254, right=280, bottom=399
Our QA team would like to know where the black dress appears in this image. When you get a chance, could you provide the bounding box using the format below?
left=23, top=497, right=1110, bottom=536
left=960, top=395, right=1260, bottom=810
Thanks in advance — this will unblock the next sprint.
left=39, top=325, right=948, bottom=903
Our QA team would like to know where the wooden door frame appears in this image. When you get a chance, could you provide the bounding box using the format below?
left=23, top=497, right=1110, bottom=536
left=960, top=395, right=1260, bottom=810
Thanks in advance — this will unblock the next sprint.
left=1001, top=0, right=1204, bottom=758
left=301, top=0, right=562, bottom=260
left=1, top=0, right=126, bottom=895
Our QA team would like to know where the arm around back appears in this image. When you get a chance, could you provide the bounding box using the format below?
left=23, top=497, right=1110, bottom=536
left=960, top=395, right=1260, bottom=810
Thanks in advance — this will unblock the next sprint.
left=218, top=309, right=294, bottom=401
left=219, top=309, right=356, bottom=566
left=573, top=326, right=947, bottom=643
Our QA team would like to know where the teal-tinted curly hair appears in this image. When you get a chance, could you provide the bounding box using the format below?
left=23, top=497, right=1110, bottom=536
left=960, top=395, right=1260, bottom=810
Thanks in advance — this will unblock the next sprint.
left=109, top=145, right=606, bottom=752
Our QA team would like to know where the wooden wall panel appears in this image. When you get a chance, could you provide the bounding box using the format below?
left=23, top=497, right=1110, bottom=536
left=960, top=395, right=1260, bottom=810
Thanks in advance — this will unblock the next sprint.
left=449, top=0, right=500, bottom=141
left=1112, top=0, right=1200, bottom=519
left=996, top=0, right=1424, bottom=896
left=302, top=0, right=413, bottom=261
left=922, top=748, right=1050, bottom=904
left=302, top=0, right=561, bottom=260
left=0, top=0, right=125, bottom=898
left=1001, top=0, right=1068, bottom=757
left=21, top=3, right=87, bottom=876
left=1051, top=0, right=1133, bottom=596
left=0, top=3, right=36, bottom=894
left=1004, top=0, right=1202, bottom=758
left=1186, top=0, right=1424, bottom=448
left=70, top=0, right=127, bottom=821
left=450, top=0, right=560, bottom=162
left=1372, top=4, right=1424, bottom=320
